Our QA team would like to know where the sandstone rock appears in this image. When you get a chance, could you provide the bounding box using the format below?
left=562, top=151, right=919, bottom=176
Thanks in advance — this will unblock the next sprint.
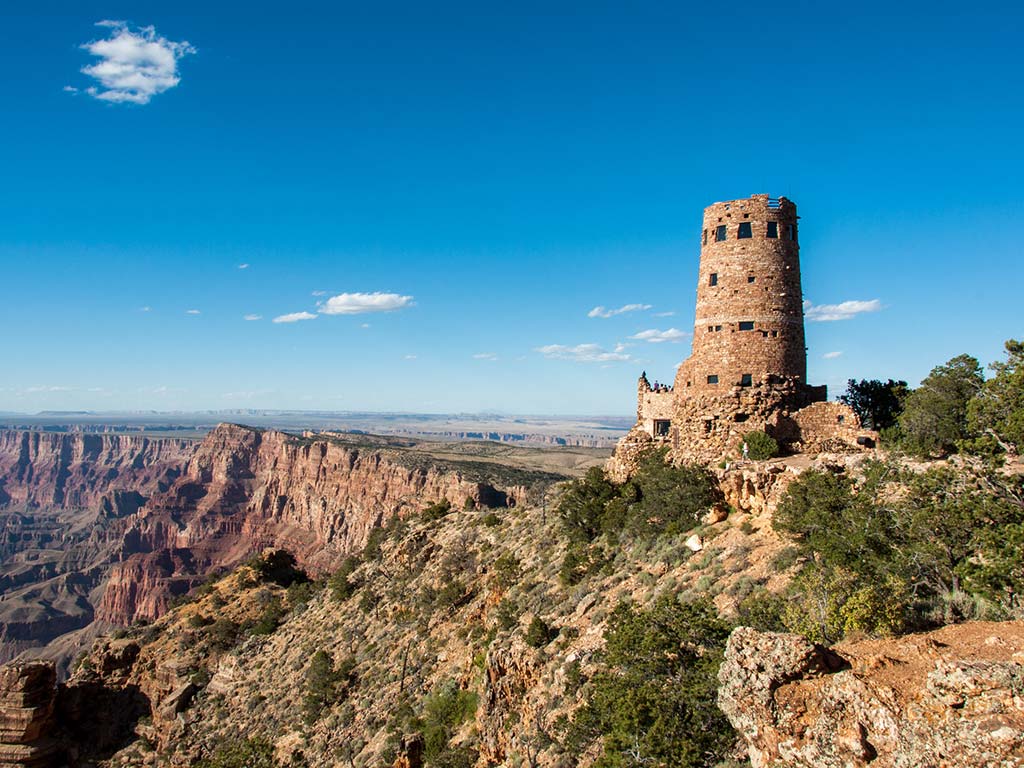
left=718, top=623, right=1024, bottom=768
left=684, top=534, right=703, bottom=552
left=0, top=661, right=59, bottom=768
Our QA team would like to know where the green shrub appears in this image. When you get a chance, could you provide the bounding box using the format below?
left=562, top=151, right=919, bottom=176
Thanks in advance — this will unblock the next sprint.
left=422, top=498, right=453, bottom=522
left=566, top=596, right=734, bottom=767
left=196, top=738, right=279, bottom=768
left=328, top=556, right=361, bottom=602
left=525, top=616, right=554, bottom=648
left=420, top=680, right=478, bottom=762
left=490, top=553, right=521, bottom=591
left=303, top=649, right=350, bottom=724
left=740, top=430, right=779, bottom=460
left=495, top=598, right=520, bottom=630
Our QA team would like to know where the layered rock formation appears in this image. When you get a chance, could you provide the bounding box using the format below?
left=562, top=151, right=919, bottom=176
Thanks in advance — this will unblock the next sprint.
left=0, top=430, right=192, bottom=510
left=0, top=431, right=196, bottom=666
left=719, top=623, right=1024, bottom=767
left=97, top=424, right=550, bottom=625
left=0, top=661, right=58, bottom=768
left=0, top=425, right=560, bottom=669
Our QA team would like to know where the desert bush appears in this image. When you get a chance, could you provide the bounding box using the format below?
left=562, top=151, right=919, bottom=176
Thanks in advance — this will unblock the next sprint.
left=422, top=498, right=453, bottom=522
left=565, top=596, right=734, bottom=767
left=525, top=616, right=554, bottom=648
left=420, top=680, right=478, bottom=762
left=740, top=430, right=778, bottom=460
left=196, top=738, right=279, bottom=768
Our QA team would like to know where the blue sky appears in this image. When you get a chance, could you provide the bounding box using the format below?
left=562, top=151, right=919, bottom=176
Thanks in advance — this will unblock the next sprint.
left=1, top=1, right=1022, bottom=414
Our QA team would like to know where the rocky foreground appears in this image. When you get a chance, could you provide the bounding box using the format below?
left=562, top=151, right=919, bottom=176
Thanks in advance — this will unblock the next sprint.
left=720, top=623, right=1024, bottom=767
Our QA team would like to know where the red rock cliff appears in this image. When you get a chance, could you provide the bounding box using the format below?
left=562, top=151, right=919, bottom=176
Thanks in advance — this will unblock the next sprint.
left=0, top=430, right=193, bottom=510
left=98, top=424, right=532, bottom=624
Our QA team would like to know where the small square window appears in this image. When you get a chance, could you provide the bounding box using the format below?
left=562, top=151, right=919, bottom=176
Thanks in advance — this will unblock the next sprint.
left=707, top=375, right=719, bottom=385
left=738, top=222, right=752, bottom=239
left=709, top=273, right=718, bottom=286
left=654, top=419, right=671, bottom=437
left=740, top=373, right=753, bottom=387
left=715, top=325, right=722, bottom=331
left=707, top=326, right=713, bottom=332
left=771, top=330, right=779, bottom=337
left=739, top=321, right=754, bottom=331
left=715, top=225, right=727, bottom=242
left=747, top=275, right=755, bottom=283
left=766, top=221, right=778, bottom=238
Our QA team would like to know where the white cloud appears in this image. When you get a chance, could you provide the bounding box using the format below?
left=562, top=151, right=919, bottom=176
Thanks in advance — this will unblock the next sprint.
left=823, top=351, right=844, bottom=359
left=23, top=385, right=72, bottom=393
left=588, top=303, right=652, bottom=319
left=537, top=343, right=631, bottom=363
left=78, top=21, right=195, bottom=105
left=244, top=314, right=262, bottom=321
left=319, top=292, right=414, bottom=315
left=140, top=306, right=151, bottom=312
left=473, top=352, right=499, bottom=361
left=311, top=290, right=327, bottom=296
left=63, top=85, right=79, bottom=93
left=360, top=323, right=371, bottom=329
left=185, top=309, right=201, bottom=315
left=804, top=299, right=882, bottom=322
left=238, top=263, right=249, bottom=270
left=653, top=311, right=676, bottom=317
left=273, top=311, right=317, bottom=324
left=404, top=354, right=417, bottom=360
left=630, top=328, right=689, bottom=344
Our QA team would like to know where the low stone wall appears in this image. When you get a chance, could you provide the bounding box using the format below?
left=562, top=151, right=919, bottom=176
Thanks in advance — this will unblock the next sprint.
left=772, top=401, right=877, bottom=453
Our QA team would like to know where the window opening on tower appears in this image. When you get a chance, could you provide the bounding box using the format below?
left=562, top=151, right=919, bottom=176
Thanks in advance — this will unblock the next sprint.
left=709, top=273, right=718, bottom=286
left=715, top=225, right=727, bottom=241
left=766, top=221, right=778, bottom=238
left=738, top=222, right=752, bottom=238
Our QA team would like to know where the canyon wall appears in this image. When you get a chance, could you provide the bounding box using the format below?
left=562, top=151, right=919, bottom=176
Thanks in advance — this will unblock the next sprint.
left=0, top=425, right=558, bottom=664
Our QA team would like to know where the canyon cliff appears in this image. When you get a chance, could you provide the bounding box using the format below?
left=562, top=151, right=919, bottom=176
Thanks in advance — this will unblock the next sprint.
left=0, top=425, right=561, bottom=667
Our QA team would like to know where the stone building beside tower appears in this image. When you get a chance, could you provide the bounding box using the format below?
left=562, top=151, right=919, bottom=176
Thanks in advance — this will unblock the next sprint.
left=610, top=194, right=874, bottom=477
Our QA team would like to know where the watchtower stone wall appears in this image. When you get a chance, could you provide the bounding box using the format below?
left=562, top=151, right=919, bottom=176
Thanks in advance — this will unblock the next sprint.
left=609, top=193, right=876, bottom=475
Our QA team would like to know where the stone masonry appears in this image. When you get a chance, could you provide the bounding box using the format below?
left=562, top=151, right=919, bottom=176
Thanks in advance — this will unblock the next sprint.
left=610, top=194, right=875, bottom=477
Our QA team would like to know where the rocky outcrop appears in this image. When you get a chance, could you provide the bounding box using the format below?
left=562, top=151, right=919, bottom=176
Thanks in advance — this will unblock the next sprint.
left=719, top=623, right=1024, bottom=768
left=97, top=424, right=554, bottom=625
left=0, top=661, right=59, bottom=768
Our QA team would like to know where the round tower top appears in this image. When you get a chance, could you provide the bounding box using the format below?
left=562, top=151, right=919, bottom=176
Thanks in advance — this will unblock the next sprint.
left=701, top=194, right=797, bottom=229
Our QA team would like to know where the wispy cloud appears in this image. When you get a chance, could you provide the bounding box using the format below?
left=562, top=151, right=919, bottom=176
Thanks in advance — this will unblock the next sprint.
left=537, top=343, right=631, bottom=363
left=823, top=351, right=844, bottom=359
left=319, top=292, right=414, bottom=315
left=404, top=354, right=417, bottom=360
left=360, top=323, right=371, bottom=329
left=273, top=311, right=317, bottom=324
left=23, top=385, right=72, bottom=393
left=243, top=314, right=262, bottom=321
left=804, top=299, right=882, bottom=322
left=76, top=21, right=195, bottom=105
left=653, top=311, right=676, bottom=317
left=311, top=290, right=327, bottom=297
left=139, top=306, right=151, bottom=312
left=630, top=328, right=689, bottom=343
left=588, top=303, right=652, bottom=319
left=473, top=352, right=499, bottom=361
left=185, top=309, right=201, bottom=315
left=238, top=263, right=249, bottom=270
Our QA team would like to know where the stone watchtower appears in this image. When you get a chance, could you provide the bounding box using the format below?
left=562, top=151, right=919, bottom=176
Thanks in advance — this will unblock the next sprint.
left=675, top=195, right=807, bottom=394
left=609, top=194, right=872, bottom=476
